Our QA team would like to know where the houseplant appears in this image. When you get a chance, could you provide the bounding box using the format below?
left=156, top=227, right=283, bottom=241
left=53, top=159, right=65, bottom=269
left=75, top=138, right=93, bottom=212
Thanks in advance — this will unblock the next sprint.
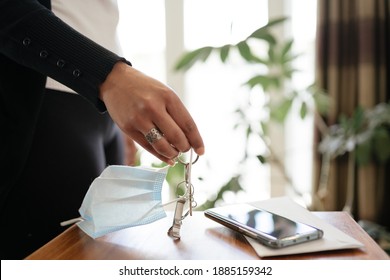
left=175, top=17, right=329, bottom=209
left=174, top=17, right=390, bottom=210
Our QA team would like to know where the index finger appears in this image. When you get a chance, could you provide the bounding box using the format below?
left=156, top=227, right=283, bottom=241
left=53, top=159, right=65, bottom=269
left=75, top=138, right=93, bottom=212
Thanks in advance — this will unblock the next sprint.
left=167, top=101, right=205, bottom=156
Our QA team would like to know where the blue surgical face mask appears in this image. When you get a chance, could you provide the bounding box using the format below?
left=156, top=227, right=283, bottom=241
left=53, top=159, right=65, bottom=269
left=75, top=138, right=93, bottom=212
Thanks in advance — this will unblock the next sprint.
left=74, top=165, right=169, bottom=239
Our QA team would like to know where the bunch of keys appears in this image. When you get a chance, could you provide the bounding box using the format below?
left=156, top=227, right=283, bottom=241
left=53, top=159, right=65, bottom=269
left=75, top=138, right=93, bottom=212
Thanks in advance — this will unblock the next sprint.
left=167, top=149, right=199, bottom=239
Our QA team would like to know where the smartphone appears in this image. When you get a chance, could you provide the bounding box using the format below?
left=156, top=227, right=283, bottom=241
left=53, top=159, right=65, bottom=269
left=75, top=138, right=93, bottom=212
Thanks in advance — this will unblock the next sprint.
left=204, top=203, right=323, bottom=248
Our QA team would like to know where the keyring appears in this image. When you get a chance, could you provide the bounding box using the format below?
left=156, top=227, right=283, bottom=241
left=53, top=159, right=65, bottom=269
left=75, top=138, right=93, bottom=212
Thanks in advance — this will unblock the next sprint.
left=175, top=180, right=190, bottom=197
left=174, top=180, right=195, bottom=197
left=176, top=150, right=199, bottom=165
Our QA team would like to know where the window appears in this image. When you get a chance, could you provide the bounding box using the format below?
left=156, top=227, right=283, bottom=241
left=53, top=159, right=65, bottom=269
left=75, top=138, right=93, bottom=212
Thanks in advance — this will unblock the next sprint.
left=117, top=0, right=166, bottom=81
left=285, top=0, right=318, bottom=204
left=183, top=0, right=270, bottom=205
left=117, top=0, right=317, bottom=207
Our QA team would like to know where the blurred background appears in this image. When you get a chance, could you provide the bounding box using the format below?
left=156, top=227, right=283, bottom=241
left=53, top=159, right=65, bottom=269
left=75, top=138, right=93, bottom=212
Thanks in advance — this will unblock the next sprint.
left=116, top=0, right=389, bottom=253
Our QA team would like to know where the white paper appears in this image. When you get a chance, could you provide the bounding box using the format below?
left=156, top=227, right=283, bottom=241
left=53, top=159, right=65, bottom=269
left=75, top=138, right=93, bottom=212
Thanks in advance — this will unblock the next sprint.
left=244, top=196, right=363, bottom=257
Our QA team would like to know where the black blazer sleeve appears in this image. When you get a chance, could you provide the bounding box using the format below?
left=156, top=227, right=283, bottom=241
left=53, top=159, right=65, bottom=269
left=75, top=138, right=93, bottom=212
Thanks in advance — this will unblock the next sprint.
left=0, top=0, right=132, bottom=209
left=0, top=0, right=130, bottom=111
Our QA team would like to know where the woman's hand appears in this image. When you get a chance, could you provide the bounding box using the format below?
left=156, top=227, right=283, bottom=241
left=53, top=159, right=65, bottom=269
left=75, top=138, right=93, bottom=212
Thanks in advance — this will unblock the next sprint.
left=99, top=62, right=205, bottom=165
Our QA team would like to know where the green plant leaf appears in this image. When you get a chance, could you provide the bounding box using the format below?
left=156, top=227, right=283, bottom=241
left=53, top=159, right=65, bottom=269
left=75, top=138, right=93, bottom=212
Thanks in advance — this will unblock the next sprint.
left=351, top=106, right=365, bottom=133
left=268, top=47, right=276, bottom=63
left=356, top=141, right=372, bottom=165
left=270, top=98, right=294, bottom=123
left=373, top=127, right=390, bottom=163
left=245, top=75, right=271, bottom=89
left=300, top=102, right=308, bottom=119
left=311, top=88, right=330, bottom=115
left=282, top=67, right=296, bottom=79
left=237, top=41, right=253, bottom=61
left=256, top=155, right=267, bottom=164
left=175, top=46, right=213, bottom=71
left=282, top=53, right=301, bottom=64
left=249, top=55, right=268, bottom=64
left=246, top=125, right=252, bottom=138
left=219, top=44, right=231, bottom=62
left=247, top=17, right=288, bottom=44
left=269, top=76, right=282, bottom=89
left=339, top=114, right=349, bottom=130
left=249, top=32, right=276, bottom=45
left=263, top=16, right=289, bottom=28
left=281, top=39, right=294, bottom=59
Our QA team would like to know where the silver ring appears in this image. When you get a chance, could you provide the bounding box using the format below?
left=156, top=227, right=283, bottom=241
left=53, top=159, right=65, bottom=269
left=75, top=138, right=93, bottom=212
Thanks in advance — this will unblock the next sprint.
left=145, top=127, right=163, bottom=144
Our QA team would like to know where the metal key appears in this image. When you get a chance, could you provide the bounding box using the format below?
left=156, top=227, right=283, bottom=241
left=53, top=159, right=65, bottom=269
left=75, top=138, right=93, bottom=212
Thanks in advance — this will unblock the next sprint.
left=167, top=197, right=187, bottom=239
left=167, top=149, right=199, bottom=239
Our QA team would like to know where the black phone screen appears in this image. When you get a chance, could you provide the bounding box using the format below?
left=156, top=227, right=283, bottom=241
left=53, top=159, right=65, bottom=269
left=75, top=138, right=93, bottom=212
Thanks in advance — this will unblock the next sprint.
left=214, top=204, right=318, bottom=239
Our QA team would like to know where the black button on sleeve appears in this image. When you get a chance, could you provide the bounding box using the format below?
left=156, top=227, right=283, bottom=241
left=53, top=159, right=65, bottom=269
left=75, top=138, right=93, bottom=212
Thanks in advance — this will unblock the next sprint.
left=72, top=69, right=81, bottom=78
left=56, top=59, right=66, bottom=68
left=22, top=38, right=31, bottom=47
left=39, top=50, right=48, bottom=59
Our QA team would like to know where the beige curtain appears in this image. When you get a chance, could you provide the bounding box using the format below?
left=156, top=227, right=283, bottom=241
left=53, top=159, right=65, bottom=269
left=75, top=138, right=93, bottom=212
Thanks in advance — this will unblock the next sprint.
left=314, top=0, right=390, bottom=226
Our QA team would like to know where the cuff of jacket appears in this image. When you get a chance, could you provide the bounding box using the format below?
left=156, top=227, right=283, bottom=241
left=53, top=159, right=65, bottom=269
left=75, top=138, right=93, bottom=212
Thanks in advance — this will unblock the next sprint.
left=2, top=7, right=132, bottom=112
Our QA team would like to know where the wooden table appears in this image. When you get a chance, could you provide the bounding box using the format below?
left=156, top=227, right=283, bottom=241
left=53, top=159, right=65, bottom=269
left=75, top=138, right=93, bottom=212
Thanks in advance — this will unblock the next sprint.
left=26, top=211, right=389, bottom=260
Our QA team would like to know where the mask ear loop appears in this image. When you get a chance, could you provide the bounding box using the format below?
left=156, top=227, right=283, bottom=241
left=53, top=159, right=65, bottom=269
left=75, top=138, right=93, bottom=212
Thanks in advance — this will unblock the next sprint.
left=60, top=217, right=84, bottom=227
